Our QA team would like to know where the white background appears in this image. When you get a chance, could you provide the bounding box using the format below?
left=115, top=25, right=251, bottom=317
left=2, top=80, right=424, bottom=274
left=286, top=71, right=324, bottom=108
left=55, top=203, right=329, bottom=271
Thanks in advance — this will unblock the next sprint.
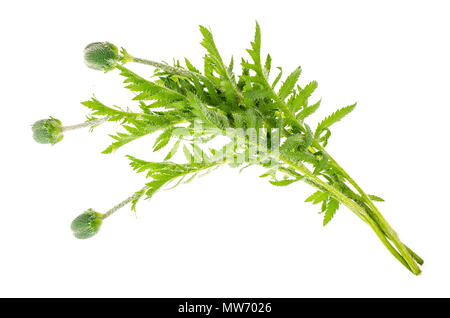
left=1, top=0, right=449, bottom=297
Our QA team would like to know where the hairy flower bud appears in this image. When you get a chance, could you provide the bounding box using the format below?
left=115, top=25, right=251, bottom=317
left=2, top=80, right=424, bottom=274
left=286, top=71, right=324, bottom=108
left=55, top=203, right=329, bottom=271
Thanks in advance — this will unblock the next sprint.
left=71, top=209, right=103, bottom=239
left=32, top=118, right=63, bottom=145
left=83, top=42, right=119, bottom=71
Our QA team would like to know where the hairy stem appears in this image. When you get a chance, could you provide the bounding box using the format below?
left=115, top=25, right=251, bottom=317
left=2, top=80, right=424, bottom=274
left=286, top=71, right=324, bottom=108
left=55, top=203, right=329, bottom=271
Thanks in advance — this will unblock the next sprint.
left=314, top=143, right=421, bottom=274
left=115, top=53, right=421, bottom=273
left=129, top=56, right=220, bottom=90
left=61, top=117, right=108, bottom=132
left=128, top=55, right=244, bottom=103
left=102, top=186, right=148, bottom=220
left=252, top=58, right=421, bottom=274
left=278, top=157, right=416, bottom=273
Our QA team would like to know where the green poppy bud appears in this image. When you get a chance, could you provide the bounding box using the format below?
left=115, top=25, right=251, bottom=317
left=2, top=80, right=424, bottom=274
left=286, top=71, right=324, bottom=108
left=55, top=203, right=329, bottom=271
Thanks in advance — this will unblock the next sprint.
left=71, top=209, right=103, bottom=239
left=83, top=42, right=119, bottom=71
left=32, top=118, right=63, bottom=145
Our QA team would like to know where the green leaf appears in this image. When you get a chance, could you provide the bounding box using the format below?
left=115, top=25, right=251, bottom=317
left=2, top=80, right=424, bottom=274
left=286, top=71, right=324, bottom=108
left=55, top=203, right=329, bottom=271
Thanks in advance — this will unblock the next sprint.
left=269, top=179, right=298, bottom=186
left=296, top=99, right=321, bottom=121
left=199, top=25, right=227, bottom=77
left=247, top=22, right=262, bottom=67
left=264, top=54, right=272, bottom=77
left=183, top=145, right=194, bottom=163
left=305, top=191, right=328, bottom=204
left=102, top=125, right=153, bottom=154
left=81, top=97, right=138, bottom=122
left=278, top=66, right=301, bottom=100
left=127, top=156, right=223, bottom=200
left=272, top=67, right=283, bottom=88
left=164, top=138, right=181, bottom=161
left=280, top=134, right=304, bottom=152
left=315, top=103, right=356, bottom=138
left=116, top=65, right=185, bottom=103
left=153, top=127, right=174, bottom=151
left=368, top=194, right=385, bottom=202
left=184, top=58, right=200, bottom=73
left=188, top=93, right=229, bottom=129
left=313, top=152, right=329, bottom=175
left=323, top=198, right=340, bottom=226
left=244, top=87, right=271, bottom=100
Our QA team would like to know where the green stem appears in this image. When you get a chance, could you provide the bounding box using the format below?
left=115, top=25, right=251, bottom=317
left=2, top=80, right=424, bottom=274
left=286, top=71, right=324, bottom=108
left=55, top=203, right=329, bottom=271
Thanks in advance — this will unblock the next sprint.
left=253, top=60, right=421, bottom=274
left=213, top=126, right=415, bottom=272
left=278, top=158, right=416, bottom=273
left=61, top=117, right=108, bottom=132
left=129, top=56, right=222, bottom=92
left=116, top=54, right=421, bottom=273
left=132, top=57, right=194, bottom=78
left=129, top=55, right=244, bottom=103
left=314, top=143, right=421, bottom=274
left=102, top=186, right=148, bottom=220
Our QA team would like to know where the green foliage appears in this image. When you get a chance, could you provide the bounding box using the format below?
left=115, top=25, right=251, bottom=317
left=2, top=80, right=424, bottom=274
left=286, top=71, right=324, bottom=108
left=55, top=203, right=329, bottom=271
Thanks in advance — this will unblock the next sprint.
left=269, top=178, right=302, bottom=186
left=323, top=198, right=340, bottom=226
left=35, top=24, right=423, bottom=275
left=278, top=66, right=301, bottom=100
left=81, top=97, right=139, bottom=122
left=305, top=190, right=329, bottom=204
left=315, top=103, right=356, bottom=139
left=127, top=155, right=223, bottom=203
left=296, top=99, right=321, bottom=121
left=368, top=194, right=385, bottom=202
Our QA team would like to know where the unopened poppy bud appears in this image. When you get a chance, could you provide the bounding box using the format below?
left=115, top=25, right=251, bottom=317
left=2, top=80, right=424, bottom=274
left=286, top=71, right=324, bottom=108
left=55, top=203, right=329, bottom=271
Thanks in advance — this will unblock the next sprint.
left=71, top=209, right=103, bottom=239
left=32, top=118, right=63, bottom=145
left=83, top=42, right=119, bottom=72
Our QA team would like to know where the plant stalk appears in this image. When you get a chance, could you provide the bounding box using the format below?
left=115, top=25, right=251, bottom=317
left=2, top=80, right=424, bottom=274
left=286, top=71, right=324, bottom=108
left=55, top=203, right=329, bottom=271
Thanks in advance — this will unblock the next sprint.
left=313, top=143, right=421, bottom=274
left=61, top=117, right=108, bottom=132
left=102, top=186, right=148, bottom=220
left=121, top=55, right=422, bottom=274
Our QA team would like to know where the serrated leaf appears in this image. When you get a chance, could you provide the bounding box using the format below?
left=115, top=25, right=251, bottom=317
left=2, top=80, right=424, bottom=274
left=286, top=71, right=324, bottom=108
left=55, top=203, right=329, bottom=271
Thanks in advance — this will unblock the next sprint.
left=296, top=99, right=321, bottom=121
left=164, top=138, right=181, bottom=161
left=244, top=87, right=271, bottom=100
left=305, top=191, right=328, bottom=204
left=260, top=168, right=277, bottom=178
left=290, top=81, right=319, bottom=113
left=278, top=66, right=301, bottom=100
left=153, top=127, right=174, bottom=151
left=323, top=198, right=340, bottom=226
left=269, top=179, right=298, bottom=186
left=182, top=145, right=194, bottom=163
left=313, top=152, right=329, bottom=175
left=315, top=103, right=356, bottom=138
left=271, top=67, right=283, bottom=88
left=368, top=194, right=385, bottom=202
left=264, top=54, right=272, bottom=77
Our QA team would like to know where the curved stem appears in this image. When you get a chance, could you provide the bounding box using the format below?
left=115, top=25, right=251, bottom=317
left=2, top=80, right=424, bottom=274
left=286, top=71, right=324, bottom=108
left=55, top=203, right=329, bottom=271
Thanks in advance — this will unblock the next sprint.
left=251, top=58, right=421, bottom=273
left=314, top=142, right=421, bottom=274
left=129, top=56, right=219, bottom=90
left=132, top=57, right=193, bottom=78
left=102, top=186, right=148, bottom=220
left=278, top=158, right=416, bottom=273
left=61, top=117, right=108, bottom=132
left=117, top=52, right=421, bottom=273
left=213, top=126, right=416, bottom=272
left=128, top=56, right=244, bottom=103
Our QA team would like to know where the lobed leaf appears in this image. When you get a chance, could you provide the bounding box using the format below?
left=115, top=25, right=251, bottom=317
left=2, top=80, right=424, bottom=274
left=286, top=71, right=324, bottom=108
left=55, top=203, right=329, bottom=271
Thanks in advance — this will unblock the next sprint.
left=315, top=103, right=356, bottom=139
left=323, top=198, right=340, bottom=226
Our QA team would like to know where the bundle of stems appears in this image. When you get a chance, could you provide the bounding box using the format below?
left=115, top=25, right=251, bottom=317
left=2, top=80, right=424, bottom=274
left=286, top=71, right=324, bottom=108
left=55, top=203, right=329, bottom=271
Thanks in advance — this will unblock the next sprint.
left=32, top=24, right=422, bottom=274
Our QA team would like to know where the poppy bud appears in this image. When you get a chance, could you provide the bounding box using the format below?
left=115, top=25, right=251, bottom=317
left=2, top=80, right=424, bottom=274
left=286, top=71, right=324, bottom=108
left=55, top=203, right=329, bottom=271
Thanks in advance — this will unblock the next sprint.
left=83, top=42, right=119, bottom=72
left=71, top=209, right=103, bottom=239
left=32, top=118, right=63, bottom=145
